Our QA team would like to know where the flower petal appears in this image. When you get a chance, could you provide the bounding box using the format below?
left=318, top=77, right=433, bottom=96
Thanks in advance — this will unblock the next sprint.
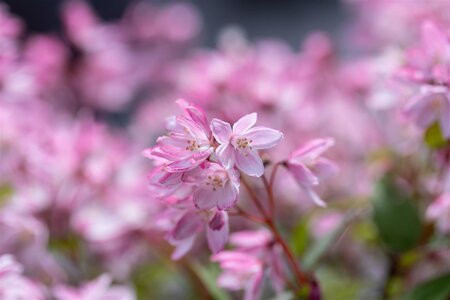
left=171, top=235, right=196, bottom=260
left=211, top=118, right=232, bottom=144
left=172, top=211, right=204, bottom=240
left=311, top=158, right=339, bottom=180
left=217, top=182, right=238, bottom=210
left=216, top=143, right=235, bottom=169
left=290, top=138, right=335, bottom=162
left=235, top=150, right=264, bottom=177
left=302, top=186, right=327, bottom=207
left=193, top=186, right=217, bottom=210
left=404, top=92, right=439, bottom=129
left=439, top=98, right=450, bottom=138
left=243, top=126, right=283, bottom=150
left=207, top=211, right=229, bottom=253
left=287, top=162, right=319, bottom=186
left=233, top=112, right=257, bottom=134
left=243, top=271, right=264, bottom=300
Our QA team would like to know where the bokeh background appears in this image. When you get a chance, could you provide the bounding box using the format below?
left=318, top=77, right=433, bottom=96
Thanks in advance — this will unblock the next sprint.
left=4, top=0, right=346, bottom=48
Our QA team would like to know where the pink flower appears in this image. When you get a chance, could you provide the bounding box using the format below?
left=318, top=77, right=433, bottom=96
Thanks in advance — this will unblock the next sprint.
left=286, top=138, right=338, bottom=206
left=211, top=113, right=283, bottom=177
left=212, top=251, right=264, bottom=300
left=191, top=161, right=240, bottom=210
left=229, top=230, right=286, bottom=293
left=404, top=86, right=450, bottom=139
left=0, top=254, right=46, bottom=300
left=147, top=99, right=213, bottom=173
left=170, top=209, right=229, bottom=257
left=53, top=274, right=135, bottom=300
left=426, top=193, right=450, bottom=234
left=400, top=21, right=450, bottom=84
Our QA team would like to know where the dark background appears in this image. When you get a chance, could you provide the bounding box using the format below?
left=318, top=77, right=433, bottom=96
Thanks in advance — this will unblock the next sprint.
left=3, top=0, right=346, bottom=48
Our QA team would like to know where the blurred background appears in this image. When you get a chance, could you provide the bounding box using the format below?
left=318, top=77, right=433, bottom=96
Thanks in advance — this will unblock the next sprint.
left=4, top=0, right=346, bottom=47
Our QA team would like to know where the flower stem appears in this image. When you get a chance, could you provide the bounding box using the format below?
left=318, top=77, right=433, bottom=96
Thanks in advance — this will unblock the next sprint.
left=240, top=174, right=310, bottom=289
left=265, top=218, right=310, bottom=286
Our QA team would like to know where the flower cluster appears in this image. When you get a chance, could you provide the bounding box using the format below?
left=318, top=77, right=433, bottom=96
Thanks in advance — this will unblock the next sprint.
left=1, top=0, right=450, bottom=299
left=143, top=100, right=284, bottom=256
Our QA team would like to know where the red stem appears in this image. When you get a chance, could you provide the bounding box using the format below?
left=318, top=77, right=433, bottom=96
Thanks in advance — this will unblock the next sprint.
left=240, top=174, right=310, bottom=288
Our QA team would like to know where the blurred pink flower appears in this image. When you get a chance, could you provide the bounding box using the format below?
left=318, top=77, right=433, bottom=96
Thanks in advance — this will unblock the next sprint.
left=426, top=193, right=450, bottom=234
left=404, top=86, right=450, bottom=138
left=170, top=208, right=229, bottom=257
left=53, top=274, right=135, bottom=300
left=0, top=254, right=46, bottom=300
left=286, top=138, right=338, bottom=206
left=212, top=250, right=264, bottom=300
left=211, top=112, right=283, bottom=177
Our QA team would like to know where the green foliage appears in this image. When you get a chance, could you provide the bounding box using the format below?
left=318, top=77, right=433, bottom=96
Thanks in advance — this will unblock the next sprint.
left=424, top=122, right=449, bottom=149
left=316, top=267, right=364, bottom=300
left=401, top=272, right=450, bottom=300
left=0, top=183, right=13, bottom=206
left=192, top=262, right=231, bottom=300
left=372, top=176, right=422, bottom=253
left=290, top=219, right=310, bottom=256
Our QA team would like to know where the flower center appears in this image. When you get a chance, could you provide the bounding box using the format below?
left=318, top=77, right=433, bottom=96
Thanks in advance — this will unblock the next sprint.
left=206, top=174, right=227, bottom=191
left=235, top=137, right=252, bottom=150
left=186, top=140, right=200, bottom=152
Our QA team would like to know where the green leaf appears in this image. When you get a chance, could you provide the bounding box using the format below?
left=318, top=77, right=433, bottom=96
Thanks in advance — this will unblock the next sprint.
left=302, top=213, right=353, bottom=271
left=0, top=184, right=13, bottom=206
left=401, top=272, right=450, bottom=300
left=424, top=122, right=448, bottom=149
left=316, top=267, right=364, bottom=300
left=191, top=262, right=231, bottom=300
left=372, top=176, right=422, bottom=253
left=290, top=219, right=310, bottom=256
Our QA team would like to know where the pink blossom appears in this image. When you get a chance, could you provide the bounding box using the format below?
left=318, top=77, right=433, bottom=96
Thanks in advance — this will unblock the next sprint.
left=53, top=274, right=135, bottom=300
left=147, top=99, right=213, bottom=173
left=426, top=193, right=450, bottom=234
left=229, top=230, right=286, bottom=293
left=0, top=254, right=47, bottom=300
left=404, top=86, right=450, bottom=138
left=170, top=208, right=229, bottom=256
left=190, top=161, right=240, bottom=210
left=286, top=138, right=338, bottom=206
left=211, top=113, right=283, bottom=177
left=212, top=251, right=264, bottom=300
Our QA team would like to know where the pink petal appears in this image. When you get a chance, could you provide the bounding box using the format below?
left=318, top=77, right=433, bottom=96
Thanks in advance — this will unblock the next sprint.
left=290, top=138, right=335, bottom=162
left=311, top=158, right=339, bottom=180
left=217, top=183, right=238, bottom=210
left=404, top=92, right=439, bottom=129
left=211, top=118, right=232, bottom=144
left=207, top=212, right=229, bottom=253
left=287, top=162, right=319, bottom=186
left=303, top=186, right=327, bottom=207
left=243, top=126, right=283, bottom=150
left=171, top=235, right=196, bottom=260
left=235, top=150, right=264, bottom=177
left=172, top=211, right=204, bottom=240
left=233, top=112, right=257, bottom=134
left=193, top=187, right=217, bottom=210
left=216, top=143, right=235, bottom=169
left=243, top=271, right=264, bottom=300
left=422, top=21, right=448, bottom=61
left=176, top=99, right=209, bottom=133
left=439, top=98, right=450, bottom=138
left=165, top=150, right=212, bottom=173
